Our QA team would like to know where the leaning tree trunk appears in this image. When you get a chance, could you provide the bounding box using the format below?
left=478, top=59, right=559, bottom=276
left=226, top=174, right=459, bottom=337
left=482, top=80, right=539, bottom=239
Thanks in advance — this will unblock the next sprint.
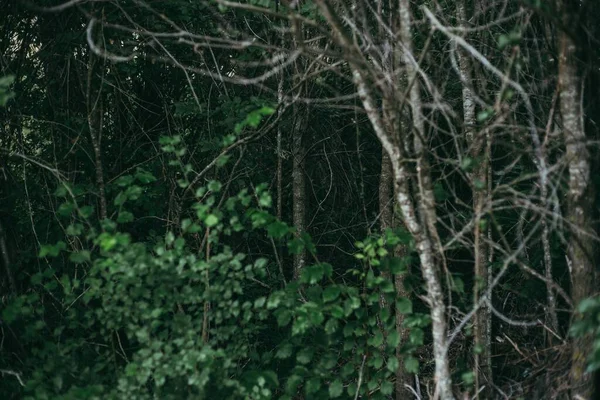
left=455, top=2, right=492, bottom=397
left=557, top=9, right=597, bottom=399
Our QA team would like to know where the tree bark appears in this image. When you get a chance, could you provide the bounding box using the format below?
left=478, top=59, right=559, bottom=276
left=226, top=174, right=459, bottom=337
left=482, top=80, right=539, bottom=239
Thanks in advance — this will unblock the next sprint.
left=292, top=103, right=307, bottom=280
left=398, top=2, right=454, bottom=398
left=379, top=151, right=412, bottom=399
left=455, top=2, right=492, bottom=396
left=86, top=49, right=108, bottom=221
left=557, top=10, right=596, bottom=398
left=312, top=1, right=454, bottom=397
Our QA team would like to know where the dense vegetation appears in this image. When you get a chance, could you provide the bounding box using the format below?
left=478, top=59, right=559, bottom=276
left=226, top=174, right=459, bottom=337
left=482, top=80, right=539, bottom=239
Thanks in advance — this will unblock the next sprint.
left=1, top=0, right=599, bottom=399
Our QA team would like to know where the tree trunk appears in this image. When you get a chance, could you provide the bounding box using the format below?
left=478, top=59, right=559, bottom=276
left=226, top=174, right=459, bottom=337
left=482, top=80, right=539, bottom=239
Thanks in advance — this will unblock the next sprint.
left=455, top=2, right=492, bottom=396
left=557, top=10, right=596, bottom=398
left=313, top=0, right=454, bottom=397
left=86, top=49, right=107, bottom=221
left=379, top=151, right=412, bottom=398
left=398, top=2, right=454, bottom=398
left=292, top=104, right=307, bottom=280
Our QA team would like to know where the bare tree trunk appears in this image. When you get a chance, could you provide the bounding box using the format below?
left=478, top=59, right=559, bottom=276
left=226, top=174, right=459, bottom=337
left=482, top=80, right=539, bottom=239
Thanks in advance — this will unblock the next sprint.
left=0, top=219, right=16, bottom=294
left=455, top=2, right=492, bottom=396
left=292, top=104, right=306, bottom=280
left=542, top=205, right=558, bottom=336
left=86, top=50, right=108, bottom=221
left=398, top=2, right=454, bottom=398
left=379, top=151, right=412, bottom=399
left=313, top=0, right=453, bottom=396
left=276, top=76, right=283, bottom=222
left=557, top=10, right=596, bottom=398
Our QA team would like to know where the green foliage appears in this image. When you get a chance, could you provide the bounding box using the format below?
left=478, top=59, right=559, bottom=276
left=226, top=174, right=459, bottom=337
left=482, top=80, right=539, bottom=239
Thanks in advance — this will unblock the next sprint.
left=0, top=75, right=15, bottom=106
left=570, top=296, right=600, bottom=372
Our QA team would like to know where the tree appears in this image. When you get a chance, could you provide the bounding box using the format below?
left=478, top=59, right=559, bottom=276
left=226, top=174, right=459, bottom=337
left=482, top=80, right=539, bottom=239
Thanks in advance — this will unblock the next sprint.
left=1, top=0, right=600, bottom=398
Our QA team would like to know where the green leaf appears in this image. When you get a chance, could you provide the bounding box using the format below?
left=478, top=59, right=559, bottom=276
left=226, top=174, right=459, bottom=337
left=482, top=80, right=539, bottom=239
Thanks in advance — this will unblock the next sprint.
left=461, top=157, right=474, bottom=171
left=78, top=205, right=94, bottom=218
left=276, top=309, right=292, bottom=327
left=258, top=105, right=275, bottom=115
left=367, top=331, right=384, bottom=347
left=267, top=221, right=289, bottom=239
left=208, top=180, right=222, bottom=192
left=330, top=305, right=344, bottom=319
left=259, top=191, right=272, bottom=208
left=54, top=184, right=70, bottom=197
left=57, top=202, right=75, bottom=217
left=205, top=214, right=219, bottom=227
left=114, top=191, right=127, bottom=206
left=134, top=169, right=156, bottom=184
left=288, top=237, right=304, bottom=254
left=371, top=354, right=384, bottom=369
left=389, top=257, right=408, bottom=274
left=65, top=223, right=83, bottom=236
left=396, top=297, right=413, bottom=314
left=433, top=182, right=449, bottom=201
left=254, top=297, right=266, bottom=308
left=578, top=297, right=600, bottom=314
left=99, top=234, right=117, bottom=251
left=296, top=348, right=313, bottom=364
left=329, top=379, right=343, bottom=398
left=380, top=380, right=393, bottom=395
left=115, top=175, right=134, bottom=187
left=305, top=377, right=320, bottom=395
left=323, top=285, right=341, bottom=302
left=276, top=343, right=293, bottom=359
left=39, top=241, right=67, bottom=258
left=387, top=357, right=399, bottom=372
left=117, top=211, right=134, bottom=223
left=69, top=250, right=91, bottom=264
left=216, top=154, right=231, bottom=167
left=474, top=179, right=486, bottom=190
left=0, top=75, right=15, bottom=106
left=477, top=109, right=494, bottom=123
left=497, top=34, right=510, bottom=50
left=300, top=264, right=325, bottom=284
left=387, top=331, right=400, bottom=349
left=451, top=276, right=465, bottom=294
left=404, top=356, right=419, bottom=374
left=409, top=328, right=424, bottom=346
left=403, top=313, right=432, bottom=328
left=461, top=371, right=475, bottom=385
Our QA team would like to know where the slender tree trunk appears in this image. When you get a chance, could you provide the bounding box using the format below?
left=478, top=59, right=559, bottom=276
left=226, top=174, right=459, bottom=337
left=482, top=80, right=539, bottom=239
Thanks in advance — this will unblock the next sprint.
left=0, top=219, right=16, bottom=294
left=86, top=50, right=107, bottom=221
left=276, top=76, right=283, bottom=222
left=398, top=2, right=454, bottom=398
left=557, top=9, right=596, bottom=398
left=292, top=104, right=306, bottom=280
left=313, top=1, right=454, bottom=397
left=456, top=2, right=492, bottom=396
left=379, top=151, right=411, bottom=399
